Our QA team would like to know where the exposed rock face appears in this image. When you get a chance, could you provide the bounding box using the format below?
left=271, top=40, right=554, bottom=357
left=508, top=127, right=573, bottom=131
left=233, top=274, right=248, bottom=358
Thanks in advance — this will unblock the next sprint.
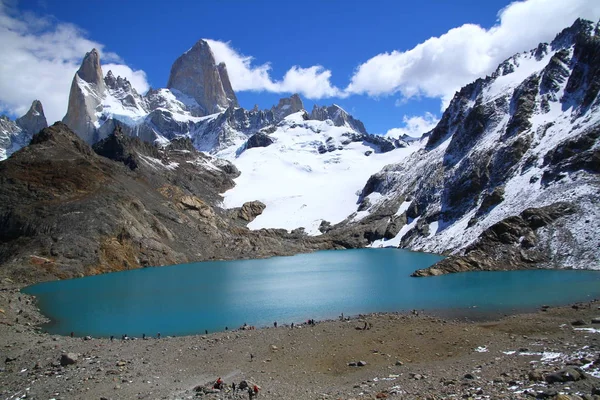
left=237, top=201, right=266, bottom=222
left=15, top=100, right=47, bottom=136
left=412, top=202, right=577, bottom=276
left=272, top=94, right=304, bottom=120
left=167, top=40, right=238, bottom=115
left=0, top=101, right=48, bottom=161
left=311, top=104, right=368, bottom=134
left=0, top=123, right=340, bottom=285
left=246, top=132, right=274, bottom=149
left=357, top=18, right=600, bottom=274
left=62, top=49, right=106, bottom=143
left=217, top=63, right=237, bottom=107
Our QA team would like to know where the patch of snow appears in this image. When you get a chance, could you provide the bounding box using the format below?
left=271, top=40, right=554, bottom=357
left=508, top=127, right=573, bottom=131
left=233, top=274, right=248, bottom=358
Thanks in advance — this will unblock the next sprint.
left=574, top=328, right=600, bottom=334
left=222, top=117, right=419, bottom=235
left=395, top=200, right=412, bottom=216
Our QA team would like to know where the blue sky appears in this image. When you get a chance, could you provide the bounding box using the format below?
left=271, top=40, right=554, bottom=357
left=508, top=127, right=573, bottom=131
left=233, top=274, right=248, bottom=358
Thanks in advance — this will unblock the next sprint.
left=1, top=0, right=599, bottom=135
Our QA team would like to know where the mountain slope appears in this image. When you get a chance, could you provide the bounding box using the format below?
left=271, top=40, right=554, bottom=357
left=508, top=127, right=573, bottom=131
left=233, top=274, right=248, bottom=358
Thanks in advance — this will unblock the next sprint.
left=222, top=112, right=416, bottom=235
left=0, top=123, right=339, bottom=285
left=358, top=18, right=600, bottom=273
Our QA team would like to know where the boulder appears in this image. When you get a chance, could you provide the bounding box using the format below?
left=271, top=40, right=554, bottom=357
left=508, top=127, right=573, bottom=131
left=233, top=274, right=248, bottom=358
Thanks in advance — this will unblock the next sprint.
left=545, top=367, right=584, bottom=383
left=246, top=132, right=274, bottom=149
left=60, top=352, right=78, bottom=366
left=238, top=201, right=266, bottom=222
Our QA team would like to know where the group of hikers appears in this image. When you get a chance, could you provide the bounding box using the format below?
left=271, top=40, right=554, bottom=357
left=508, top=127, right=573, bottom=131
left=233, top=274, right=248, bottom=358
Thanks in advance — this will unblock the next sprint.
left=213, top=377, right=260, bottom=398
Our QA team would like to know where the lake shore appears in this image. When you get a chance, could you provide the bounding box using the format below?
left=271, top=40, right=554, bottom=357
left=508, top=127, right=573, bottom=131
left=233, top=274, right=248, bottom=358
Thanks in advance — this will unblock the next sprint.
left=1, top=281, right=599, bottom=400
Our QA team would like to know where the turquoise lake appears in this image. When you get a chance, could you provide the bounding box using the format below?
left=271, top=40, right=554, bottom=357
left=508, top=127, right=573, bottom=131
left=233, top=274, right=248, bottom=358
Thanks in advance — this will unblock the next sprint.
left=23, top=248, right=600, bottom=337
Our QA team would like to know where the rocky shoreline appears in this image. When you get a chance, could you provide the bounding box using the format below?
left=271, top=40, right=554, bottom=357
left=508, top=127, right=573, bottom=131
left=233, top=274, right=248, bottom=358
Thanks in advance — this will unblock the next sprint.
left=1, top=280, right=600, bottom=400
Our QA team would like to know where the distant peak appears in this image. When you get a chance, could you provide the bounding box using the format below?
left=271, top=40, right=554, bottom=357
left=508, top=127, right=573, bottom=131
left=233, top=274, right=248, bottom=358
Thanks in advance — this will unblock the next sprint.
left=16, top=99, right=47, bottom=134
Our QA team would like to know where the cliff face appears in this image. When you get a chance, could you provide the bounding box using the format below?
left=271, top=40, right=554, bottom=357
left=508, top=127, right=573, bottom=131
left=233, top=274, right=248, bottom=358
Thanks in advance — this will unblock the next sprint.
left=167, top=40, right=238, bottom=115
left=62, top=49, right=106, bottom=144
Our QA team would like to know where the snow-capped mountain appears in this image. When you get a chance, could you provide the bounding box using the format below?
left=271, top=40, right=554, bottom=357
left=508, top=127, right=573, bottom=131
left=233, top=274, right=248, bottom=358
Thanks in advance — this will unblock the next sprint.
left=222, top=111, right=416, bottom=235
left=0, top=100, right=48, bottom=160
left=355, top=18, right=599, bottom=271
left=2, top=19, right=597, bottom=275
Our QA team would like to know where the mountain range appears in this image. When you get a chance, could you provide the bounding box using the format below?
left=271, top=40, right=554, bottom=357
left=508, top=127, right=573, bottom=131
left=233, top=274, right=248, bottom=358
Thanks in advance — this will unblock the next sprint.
left=0, top=18, right=598, bottom=283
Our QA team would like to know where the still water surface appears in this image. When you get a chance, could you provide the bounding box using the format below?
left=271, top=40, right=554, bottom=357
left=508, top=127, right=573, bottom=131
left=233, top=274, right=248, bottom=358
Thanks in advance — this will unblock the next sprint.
left=23, top=249, right=600, bottom=337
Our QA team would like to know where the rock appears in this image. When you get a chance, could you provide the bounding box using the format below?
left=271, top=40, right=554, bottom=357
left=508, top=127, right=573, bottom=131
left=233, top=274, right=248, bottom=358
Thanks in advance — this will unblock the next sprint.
left=395, top=360, right=404, bottom=366
left=572, top=319, right=587, bottom=326
left=591, top=317, right=600, bottom=324
left=528, top=370, right=544, bottom=382
left=63, top=49, right=106, bottom=143
left=84, top=335, right=92, bottom=340
left=348, top=362, right=357, bottom=367
left=5, top=356, right=17, bottom=363
left=167, top=39, right=238, bottom=115
left=272, top=94, right=304, bottom=120
left=545, top=367, right=584, bottom=383
left=60, top=352, right=78, bottom=366
left=16, top=100, right=48, bottom=136
left=246, top=132, right=274, bottom=149
left=357, top=360, right=367, bottom=367
left=310, top=104, right=367, bottom=134
left=463, top=373, right=475, bottom=380
left=237, top=201, right=266, bottom=222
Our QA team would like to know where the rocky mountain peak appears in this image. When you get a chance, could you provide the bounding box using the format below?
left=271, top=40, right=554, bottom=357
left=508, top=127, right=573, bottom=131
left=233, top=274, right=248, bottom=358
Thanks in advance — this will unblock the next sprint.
left=76, top=48, right=106, bottom=95
left=550, top=18, right=595, bottom=50
left=62, top=49, right=110, bottom=144
left=217, top=62, right=238, bottom=107
left=167, top=39, right=238, bottom=115
left=16, top=100, right=48, bottom=135
left=310, top=103, right=367, bottom=134
left=272, top=93, right=304, bottom=120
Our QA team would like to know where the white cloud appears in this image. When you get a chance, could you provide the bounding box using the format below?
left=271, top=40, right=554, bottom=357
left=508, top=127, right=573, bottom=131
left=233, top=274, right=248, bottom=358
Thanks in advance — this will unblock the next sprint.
left=0, top=1, right=149, bottom=124
left=205, top=39, right=342, bottom=99
left=346, top=0, right=600, bottom=107
left=385, top=112, right=439, bottom=139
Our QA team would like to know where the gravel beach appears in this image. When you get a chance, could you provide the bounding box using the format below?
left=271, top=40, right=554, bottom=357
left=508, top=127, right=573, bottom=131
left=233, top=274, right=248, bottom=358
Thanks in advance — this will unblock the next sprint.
left=1, top=283, right=599, bottom=400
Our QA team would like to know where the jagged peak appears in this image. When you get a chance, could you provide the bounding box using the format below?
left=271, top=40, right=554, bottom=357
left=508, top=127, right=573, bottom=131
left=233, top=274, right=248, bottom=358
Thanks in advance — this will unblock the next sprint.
left=15, top=100, right=47, bottom=134
left=77, top=48, right=105, bottom=91
left=550, top=18, right=595, bottom=50
left=167, top=39, right=237, bottom=115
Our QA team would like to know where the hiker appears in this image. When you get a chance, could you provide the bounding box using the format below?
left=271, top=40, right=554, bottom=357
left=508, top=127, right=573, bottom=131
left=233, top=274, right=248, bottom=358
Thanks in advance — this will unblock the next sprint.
left=142, top=333, right=146, bottom=339
left=225, top=326, right=228, bottom=331
left=214, top=377, right=223, bottom=389
left=291, top=322, right=294, bottom=329
left=70, top=331, right=74, bottom=338
left=157, top=332, right=161, bottom=339
left=253, top=384, right=260, bottom=395
left=231, top=381, right=236, bottom=392
left=205, top=329, right=208, bottom=335
left=273, top=321, right=277, bottom=328
left=110, top=335, right=114, bottom=341
left=363, top=321, right=368, bottom=330
left=248, top=386, right=254, bottom=399
left=250, top=353, right=254, bottom=361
